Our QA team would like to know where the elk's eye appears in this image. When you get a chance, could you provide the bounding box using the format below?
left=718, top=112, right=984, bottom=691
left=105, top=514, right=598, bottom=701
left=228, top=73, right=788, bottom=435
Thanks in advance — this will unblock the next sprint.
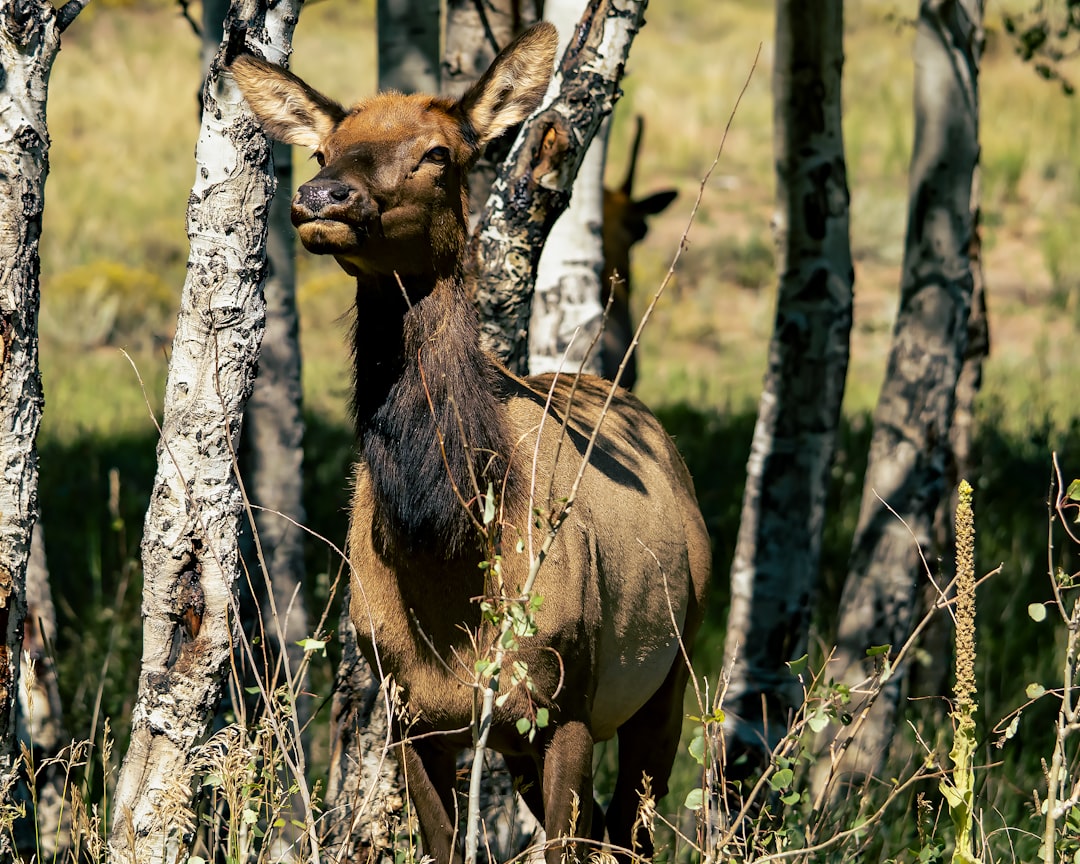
left=314, top=151, right=326, bottom=167
left=424, top=146, right=450, bottom=165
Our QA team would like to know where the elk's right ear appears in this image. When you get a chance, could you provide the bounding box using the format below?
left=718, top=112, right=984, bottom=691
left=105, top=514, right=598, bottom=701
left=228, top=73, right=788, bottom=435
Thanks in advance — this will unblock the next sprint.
left=458, top=22, right=558, bottom=146
left=229, top=55, right=347, bottom=151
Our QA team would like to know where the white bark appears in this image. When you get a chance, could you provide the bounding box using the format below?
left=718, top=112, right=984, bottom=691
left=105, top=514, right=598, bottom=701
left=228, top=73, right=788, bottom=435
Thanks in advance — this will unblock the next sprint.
left=108, top=3, right=303, bottom=861
left=14, top=520, right=70, bottom=860
left=528, top=0, right=608, bottom=377
left=0, top=2, right=87, bottom=854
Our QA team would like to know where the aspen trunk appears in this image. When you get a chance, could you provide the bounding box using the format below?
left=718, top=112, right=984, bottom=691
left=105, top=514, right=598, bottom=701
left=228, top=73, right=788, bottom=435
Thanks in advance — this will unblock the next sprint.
left=13, top=520, right=70, bottom=860
left=472, top=0, right=646, bottom=374
left=0, top=1, right=88, bottom=853
left=244, top=141, right=311, bottom=720
left=322, top=585, right=406, bottom=862
left=443, top=0, right=542, bottom=227
left=814, top=0, right=983, bottom=796
left=108, top=2, right=303, bottom=860
left=721, top=0, right=853, bottom=775
left=528, top=0, right=608, bottom=378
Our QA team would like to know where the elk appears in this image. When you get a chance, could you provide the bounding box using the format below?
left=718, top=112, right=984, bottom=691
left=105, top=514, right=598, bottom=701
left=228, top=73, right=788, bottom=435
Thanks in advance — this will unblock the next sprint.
left=601, top=117, right=677, bottom=390
left=231, top=23, right=709, bottom=864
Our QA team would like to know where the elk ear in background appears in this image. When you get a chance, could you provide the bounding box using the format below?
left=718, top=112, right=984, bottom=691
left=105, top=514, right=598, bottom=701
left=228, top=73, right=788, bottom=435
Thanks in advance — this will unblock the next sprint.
left=600, top=115, right=678, bottom=389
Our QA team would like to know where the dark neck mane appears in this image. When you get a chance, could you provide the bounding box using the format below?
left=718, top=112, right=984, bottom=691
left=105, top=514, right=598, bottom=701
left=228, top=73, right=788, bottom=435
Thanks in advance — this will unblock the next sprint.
left=351, top=271, right=519, bottom=559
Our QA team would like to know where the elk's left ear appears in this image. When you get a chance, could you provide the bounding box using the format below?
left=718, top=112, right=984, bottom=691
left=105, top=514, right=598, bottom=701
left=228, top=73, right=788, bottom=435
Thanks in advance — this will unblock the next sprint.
left=458, top=22, right=558, bottom=146
left=229, top=54, right=347, bottom=151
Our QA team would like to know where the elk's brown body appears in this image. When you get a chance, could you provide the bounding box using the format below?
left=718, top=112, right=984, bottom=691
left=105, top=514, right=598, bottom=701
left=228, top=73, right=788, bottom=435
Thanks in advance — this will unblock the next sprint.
left=232, top=25, right=709, bottom=864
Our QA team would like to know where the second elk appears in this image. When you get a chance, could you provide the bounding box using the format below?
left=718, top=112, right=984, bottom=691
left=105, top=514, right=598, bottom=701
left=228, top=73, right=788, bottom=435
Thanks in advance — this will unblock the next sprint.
left=232, top=23, right=709, bottom=864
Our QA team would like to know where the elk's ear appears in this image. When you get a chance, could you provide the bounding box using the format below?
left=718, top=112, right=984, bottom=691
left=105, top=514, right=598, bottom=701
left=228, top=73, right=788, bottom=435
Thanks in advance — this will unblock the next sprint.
left=229, top=55, right=347, bottom=150
left=458, top=22, right=558, bottom=146
left=635, top=189, right=679, bottom=216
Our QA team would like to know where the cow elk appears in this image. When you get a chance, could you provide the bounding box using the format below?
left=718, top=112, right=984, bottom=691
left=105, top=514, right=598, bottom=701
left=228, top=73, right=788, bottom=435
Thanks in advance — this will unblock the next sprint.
left=601, top=117, right=678, bottom=390
left=231, top=24, right=709, bottom=864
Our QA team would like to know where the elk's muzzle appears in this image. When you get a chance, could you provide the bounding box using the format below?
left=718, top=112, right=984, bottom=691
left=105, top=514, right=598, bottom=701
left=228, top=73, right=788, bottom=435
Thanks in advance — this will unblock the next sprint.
left=291, top=177, right=380, bottom=256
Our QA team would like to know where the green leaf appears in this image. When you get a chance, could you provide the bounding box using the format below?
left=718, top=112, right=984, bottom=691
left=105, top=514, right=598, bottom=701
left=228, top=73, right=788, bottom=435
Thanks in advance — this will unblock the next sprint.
left=297, top=637, right=328, bottom=655
left=781, top=790, right=801, bottom=805
left=483, top=482, right=496, bottom=525
left=788, top=654, right=809, bottom=675
left=1027, top=682, right=1046, bottom=699
left=769, top=767, right=793, bottom=790
left=1067, top=479, right=1080, bottom=501
left=939, top=779, right=964, bottom=809
left=535, top=707, right=549, bottom=728
left=1029, top=603, right=1048, bottom=622
left=244, top=686, right=261, bottom=695
left=683, top=788, right=704, bottom=811
left=865, top=644, right=891, bottom=658
left=189, top=857, right=207, bottom=864
left=807, top=710, right=830, bottom=734
left=688, top=733, right=705, bottom=765
left=516, top=717, right=532, bottom=737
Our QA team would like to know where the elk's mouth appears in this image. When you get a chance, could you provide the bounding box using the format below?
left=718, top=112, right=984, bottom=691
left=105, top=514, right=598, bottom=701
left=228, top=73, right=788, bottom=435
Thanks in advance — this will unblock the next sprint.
left=295, top=218, right=367, bottom=256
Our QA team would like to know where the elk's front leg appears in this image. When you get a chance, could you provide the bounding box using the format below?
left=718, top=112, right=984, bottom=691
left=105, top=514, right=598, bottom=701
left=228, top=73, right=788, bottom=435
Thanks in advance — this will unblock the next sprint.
left=542, top=720, right=595, bottom=864
left=399, top=738, right=461, bottom=864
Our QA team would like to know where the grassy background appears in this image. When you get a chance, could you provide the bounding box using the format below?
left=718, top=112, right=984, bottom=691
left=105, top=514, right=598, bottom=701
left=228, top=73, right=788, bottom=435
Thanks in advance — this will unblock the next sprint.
left=32, top=0, right=1080, bottom=859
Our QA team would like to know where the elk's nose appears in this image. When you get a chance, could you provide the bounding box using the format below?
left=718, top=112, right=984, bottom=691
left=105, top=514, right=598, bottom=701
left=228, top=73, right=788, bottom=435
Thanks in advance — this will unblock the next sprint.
left=293, top=178, right=357, bottom=220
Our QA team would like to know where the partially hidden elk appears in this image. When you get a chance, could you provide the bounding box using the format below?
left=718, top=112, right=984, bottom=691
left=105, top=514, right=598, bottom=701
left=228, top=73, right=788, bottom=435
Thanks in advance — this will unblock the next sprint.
left=231, top=23, right=709, bottom=864
left=601, top=117, right=677, bottom=390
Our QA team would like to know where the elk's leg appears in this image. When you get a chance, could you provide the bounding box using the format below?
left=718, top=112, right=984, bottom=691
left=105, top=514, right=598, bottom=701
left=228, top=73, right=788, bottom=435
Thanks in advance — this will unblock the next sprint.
left=607, top=658, right=692, bottom=860
left=541, top=720, right=594, bottom=864
left=399, top=738, right=461, bottom=864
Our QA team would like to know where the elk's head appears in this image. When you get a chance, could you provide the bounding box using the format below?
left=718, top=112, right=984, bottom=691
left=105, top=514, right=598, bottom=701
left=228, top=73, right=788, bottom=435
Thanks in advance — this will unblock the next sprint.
left=230, top=23, right=558, bottom=281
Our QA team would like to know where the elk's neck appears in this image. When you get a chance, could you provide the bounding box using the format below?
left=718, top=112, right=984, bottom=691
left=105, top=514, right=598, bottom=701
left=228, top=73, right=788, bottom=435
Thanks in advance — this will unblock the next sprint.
left=352, top=271, right=518, bottom=559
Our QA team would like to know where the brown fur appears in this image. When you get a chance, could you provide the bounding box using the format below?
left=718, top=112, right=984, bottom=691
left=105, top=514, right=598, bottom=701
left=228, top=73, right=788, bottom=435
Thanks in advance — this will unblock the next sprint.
left=231, top=25, right=709, bottom=864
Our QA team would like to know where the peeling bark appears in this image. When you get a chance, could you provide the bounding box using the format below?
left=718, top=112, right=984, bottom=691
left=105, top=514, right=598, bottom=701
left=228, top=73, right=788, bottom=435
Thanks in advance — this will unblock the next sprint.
left=528, top=0, right=608, bottom=378
left=13, top=520, right=70, bottom=860
left=721, top=0, right=853, bottom=774
left=814, top=0, right=983, bottom=794
left=0, top=1, right=88, bottom=852
left=107, top=2, right=302, bottom=860
left=471, top=0, right=645, bottom=373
